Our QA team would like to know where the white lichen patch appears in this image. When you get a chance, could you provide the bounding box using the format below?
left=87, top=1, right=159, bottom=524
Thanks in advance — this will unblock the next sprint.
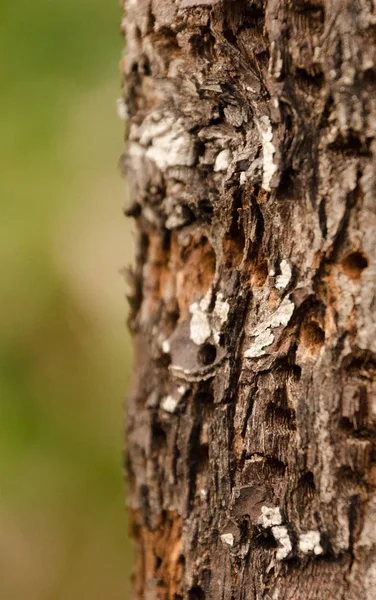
left=130, top=111, right=197, bottom=171
left=299, top=531, right=323, bottom=555
left=244, top=297, right=294, bottom=358
left=244, top=329, right=275, bottom=358
left=189, top=295, right=212, bottom=345
left=259, top=506, right=283, bottom=528
left=189, top=291, right=230, bottom=346
left=116, top=97, right=129, bottom=121
left=161, top=384, right=187, bottom=413
left=272, top=526, right=292, bottom=560
left=256, top=297, right=295, bottom=333
left=212, top=293, right=230, bottom=343
left=275, top=260, right=292, bottom=290
left=200, top=488, right=208, bottom=500
left=256, top=115, right=277, bottom=192
left=214, top=148, right=232, bottom=172
left=220, top=533, right=234, bottom=547
left=161, top=395, right=179, bottom=413
left=162, top=339, right=171, bottom=354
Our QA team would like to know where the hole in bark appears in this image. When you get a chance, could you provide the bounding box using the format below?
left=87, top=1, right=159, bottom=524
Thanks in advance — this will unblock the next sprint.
left=197, top=443, right=209, bottom=471
left=318, top=199, right=327, bottom=238
left=141, top=56, right=151, bottom=76
left=198, top=199, right=213, bottom=215
left=299, top=319, right=325, bottom=355
left=197, top=343, right=217, bottom=366
left=189, top=587, right=205, bottom=600
left=155, top=556, right=162, bottom=570
left=251, top=259, right=268, bottom=287
left=196, top=391, right=214, bottom=406
left=297, top=471, right=316, bottom=509
left=266, top=404, right=296, bottom=431
left=341, top=251, right=369, bottom=281
left=189, top=32, right=214, bottom=58
left=223, top=192, right=245, bottom=269
left=336, top=466, right=364, bottom=493
left=156, top=350, right=171, bottom=369
left=264, top=457, right=287, bottom=478
left=200, top=568, right=211, bottom=588
left=277, top=167, right=294, bottom=198
left=254, top=529, right=278, bottom=550
left=124, top=201, right=142, bottom=218
left=152, top=422, right=167, bottom=449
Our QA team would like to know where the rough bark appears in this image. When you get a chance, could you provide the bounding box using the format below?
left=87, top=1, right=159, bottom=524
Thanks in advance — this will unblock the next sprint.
left=121, top=1, right=376, bottom=598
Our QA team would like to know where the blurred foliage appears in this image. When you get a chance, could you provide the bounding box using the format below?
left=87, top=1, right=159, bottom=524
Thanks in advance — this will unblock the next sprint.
left=0, top=0, right=133, bottom=598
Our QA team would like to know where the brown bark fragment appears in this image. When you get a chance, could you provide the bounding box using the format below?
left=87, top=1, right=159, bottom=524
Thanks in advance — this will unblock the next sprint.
left=131, top=510, right=184, bottom=599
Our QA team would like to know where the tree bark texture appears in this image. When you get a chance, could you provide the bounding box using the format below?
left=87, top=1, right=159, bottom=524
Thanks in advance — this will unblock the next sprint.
left=121, top=1, right=376, bottom=598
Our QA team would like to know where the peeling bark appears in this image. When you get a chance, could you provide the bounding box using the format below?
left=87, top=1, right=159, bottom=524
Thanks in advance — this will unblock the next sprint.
left=121, top=1, right=376, bottom=598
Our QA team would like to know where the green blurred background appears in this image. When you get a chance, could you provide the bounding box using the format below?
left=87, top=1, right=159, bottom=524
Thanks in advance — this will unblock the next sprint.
left=0, top=0, right=133, bottom=598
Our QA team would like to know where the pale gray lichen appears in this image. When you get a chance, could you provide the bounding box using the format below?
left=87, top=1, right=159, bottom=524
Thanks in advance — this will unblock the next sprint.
left=212, top=293, right=230, bottom=343
left=255, top=115, right=277, bottom=191
left=214, top=148, right=232, bottom=172
left=189, top=291, right=230, bottom=346
left=244, top=297, right=294, bottom=358
left=162, top=339, right=171, bottom=353
left=275, top=260, right=292, bottom=290
left=161, top=386, right=186, bottom=414
left=255, top=297, right=295, bottom=334
left=116, top=97, right=129, bottom=121
left=200, top=488, right=208, bottom=500
left=220, top=533, right=234, bottom=547
left=272, top=525, right=292, bottom=560
left=189, top=293, right=212, bottom=345
left=130, top=110, right=197, bottom=171
left=244, top=329, right=275, bottom=358
left=161, top=395, right=179, bottom=413
left=299, top=531, right=323, bottom=555
left=259, top=506, right=283, bottom=528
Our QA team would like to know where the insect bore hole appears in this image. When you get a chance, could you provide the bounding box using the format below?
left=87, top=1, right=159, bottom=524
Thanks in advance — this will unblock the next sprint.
left=341, top=251, right=369, bottom=281
left=197, top=343, right=217, bottom=366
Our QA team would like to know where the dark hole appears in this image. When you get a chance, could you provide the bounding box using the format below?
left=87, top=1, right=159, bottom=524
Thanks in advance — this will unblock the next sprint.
left=142, top=58, right=151, bottom=76
left=197, top=443, right=209, bottom=470
left=152, top=422, right=167, bottom=449
left=135, top=27, right=141, bottom=41
left=341, top=251, right=369, bottom=281
left=124, top=201, right=141, bottom=218
left=197, top=343, right=217, bottom=366
left=155, top=556, right=162, bottom=570
left=318, top=199, right=327, bottom=238
left=297, top=471, right=316, bottom=508
left=200, top=569, right=211, bottom=588
left=178, top=554, right=186, bottom=566
left=198, top=199, right=213, bottom=216
left=189, top=587, right=205, bottom=600
left=299, top=318, right=325, bottom=355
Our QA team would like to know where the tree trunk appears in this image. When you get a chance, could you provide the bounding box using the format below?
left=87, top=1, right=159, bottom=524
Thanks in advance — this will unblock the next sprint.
left=121, top=1, right=376, bottom=598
